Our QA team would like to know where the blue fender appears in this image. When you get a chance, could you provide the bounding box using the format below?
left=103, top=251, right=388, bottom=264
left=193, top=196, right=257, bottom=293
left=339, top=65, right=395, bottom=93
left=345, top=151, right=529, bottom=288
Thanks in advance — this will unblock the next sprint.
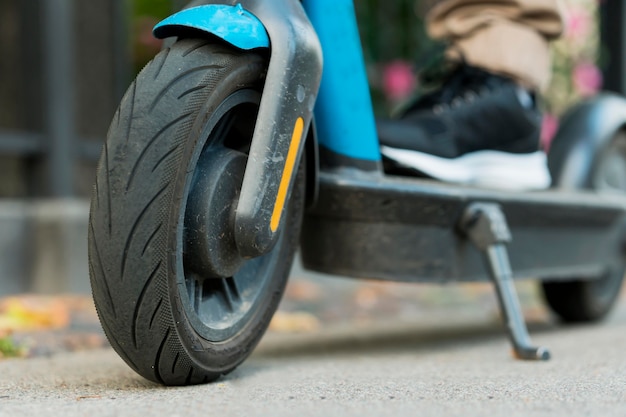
left=153, top=4, right=270, bottom=51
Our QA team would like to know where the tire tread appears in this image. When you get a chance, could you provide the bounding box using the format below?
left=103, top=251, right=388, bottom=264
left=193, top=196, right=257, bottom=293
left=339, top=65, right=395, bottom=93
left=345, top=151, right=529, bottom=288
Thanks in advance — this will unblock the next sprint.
left=89, top=39, right=279, bottom=385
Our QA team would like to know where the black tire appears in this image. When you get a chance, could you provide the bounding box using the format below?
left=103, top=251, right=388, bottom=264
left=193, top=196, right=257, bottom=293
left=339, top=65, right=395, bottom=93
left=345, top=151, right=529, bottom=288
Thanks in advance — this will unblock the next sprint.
left=542, top=267, right=624, bottom=323
left=542, top=131, right=626, bottom=323
left=89, top=39, right=304, bottom=385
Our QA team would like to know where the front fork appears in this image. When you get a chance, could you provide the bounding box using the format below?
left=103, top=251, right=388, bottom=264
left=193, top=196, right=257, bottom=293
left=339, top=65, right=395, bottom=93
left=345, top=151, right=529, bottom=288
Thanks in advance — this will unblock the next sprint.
left=156, top=0, right=323, bottom=258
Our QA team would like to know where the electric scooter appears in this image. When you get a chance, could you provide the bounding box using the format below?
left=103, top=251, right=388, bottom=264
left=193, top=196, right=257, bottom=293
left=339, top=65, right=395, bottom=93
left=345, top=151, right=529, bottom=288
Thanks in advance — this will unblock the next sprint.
left=88, top=0, right=626, bottom=386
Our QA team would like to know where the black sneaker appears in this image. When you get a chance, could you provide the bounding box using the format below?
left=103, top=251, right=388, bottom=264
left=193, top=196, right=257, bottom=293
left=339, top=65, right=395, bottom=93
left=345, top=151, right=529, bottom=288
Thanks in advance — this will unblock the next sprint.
left=378, top=64, right=551, bottom=190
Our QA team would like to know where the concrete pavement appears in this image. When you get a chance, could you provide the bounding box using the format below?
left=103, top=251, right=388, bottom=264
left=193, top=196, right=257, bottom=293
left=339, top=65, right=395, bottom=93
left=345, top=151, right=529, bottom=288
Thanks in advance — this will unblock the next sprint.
left=1, top=303, right=625, bottom=417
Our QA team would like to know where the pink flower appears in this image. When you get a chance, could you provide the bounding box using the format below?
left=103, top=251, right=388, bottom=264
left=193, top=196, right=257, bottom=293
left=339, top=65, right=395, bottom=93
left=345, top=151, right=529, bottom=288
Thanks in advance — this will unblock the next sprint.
left=573, top=62, right=603, bottom=97
left=136, top=16, right=163, bottom=50
left=541, top=114, right=559, bottom=152
left=565, top=7, right=592, bottom=40
left=382, top=61, right=416, bottom=101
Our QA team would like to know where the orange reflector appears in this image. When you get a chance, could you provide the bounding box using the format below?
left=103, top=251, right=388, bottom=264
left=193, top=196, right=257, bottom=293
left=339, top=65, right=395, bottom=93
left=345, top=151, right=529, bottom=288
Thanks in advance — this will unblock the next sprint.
left=270, top=117, right=305, bottom=232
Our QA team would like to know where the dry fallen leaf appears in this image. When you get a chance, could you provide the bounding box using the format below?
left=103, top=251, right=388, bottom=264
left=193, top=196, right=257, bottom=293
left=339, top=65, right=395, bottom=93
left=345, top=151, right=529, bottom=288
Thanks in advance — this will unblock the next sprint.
left=269, top=311, right=321, bottom=333
left=284, top=280, right=322, bottom=302
left=76, top=395, right=102, bottom=401
left=0, top=296, right=70, bottom=333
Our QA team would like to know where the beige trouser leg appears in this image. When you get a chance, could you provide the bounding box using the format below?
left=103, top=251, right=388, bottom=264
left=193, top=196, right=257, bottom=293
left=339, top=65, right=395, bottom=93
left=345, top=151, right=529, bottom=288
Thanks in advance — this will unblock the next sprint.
left=426, top=0, right=565, bottom=91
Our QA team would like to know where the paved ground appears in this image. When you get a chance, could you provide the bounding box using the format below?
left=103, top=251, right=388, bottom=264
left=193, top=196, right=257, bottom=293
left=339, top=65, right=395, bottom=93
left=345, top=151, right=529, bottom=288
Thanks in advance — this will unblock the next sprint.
left=1, top=300, right=625, bottom=417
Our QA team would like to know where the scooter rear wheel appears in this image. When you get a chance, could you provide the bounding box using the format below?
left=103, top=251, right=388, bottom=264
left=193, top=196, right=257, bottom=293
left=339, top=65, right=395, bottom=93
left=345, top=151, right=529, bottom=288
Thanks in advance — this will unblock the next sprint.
left=542, top=131, right=626, bottom=322
left=89, top=39, right=304, bottom=385
left=542, top=267, right=624, bottom=323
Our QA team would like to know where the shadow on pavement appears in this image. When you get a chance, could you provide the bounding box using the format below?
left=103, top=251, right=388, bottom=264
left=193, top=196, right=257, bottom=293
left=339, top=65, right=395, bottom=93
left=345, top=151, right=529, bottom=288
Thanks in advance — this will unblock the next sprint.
left=254, top=316, right=557, bottom=359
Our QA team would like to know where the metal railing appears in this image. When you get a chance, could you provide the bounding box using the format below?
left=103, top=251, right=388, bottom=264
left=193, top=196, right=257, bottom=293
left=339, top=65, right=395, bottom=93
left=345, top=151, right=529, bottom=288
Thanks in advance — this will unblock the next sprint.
left=601, top=1, right=626, bottom=95
left=0, top=0, right=130, bottom=197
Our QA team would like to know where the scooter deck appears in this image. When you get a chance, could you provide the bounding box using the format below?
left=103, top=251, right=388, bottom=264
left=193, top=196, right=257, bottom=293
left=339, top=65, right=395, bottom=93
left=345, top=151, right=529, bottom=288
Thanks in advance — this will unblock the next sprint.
left=300, top=170, right=626, bottom=283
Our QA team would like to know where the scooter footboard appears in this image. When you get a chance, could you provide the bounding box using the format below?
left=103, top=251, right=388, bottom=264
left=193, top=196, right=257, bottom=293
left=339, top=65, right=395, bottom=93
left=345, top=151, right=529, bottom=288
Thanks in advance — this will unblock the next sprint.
left=300, top=171, right=626, bottom=283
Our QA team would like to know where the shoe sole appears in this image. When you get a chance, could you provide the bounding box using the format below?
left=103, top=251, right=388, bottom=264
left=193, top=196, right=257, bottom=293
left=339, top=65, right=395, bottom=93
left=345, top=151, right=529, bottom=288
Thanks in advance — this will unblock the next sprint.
left=380, top=146, right=552, bottom=190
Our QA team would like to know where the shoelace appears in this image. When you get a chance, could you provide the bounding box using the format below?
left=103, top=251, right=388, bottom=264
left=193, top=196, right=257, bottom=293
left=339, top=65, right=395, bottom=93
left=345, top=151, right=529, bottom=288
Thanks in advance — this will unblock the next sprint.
left=403, top=64, right=487, bottom=114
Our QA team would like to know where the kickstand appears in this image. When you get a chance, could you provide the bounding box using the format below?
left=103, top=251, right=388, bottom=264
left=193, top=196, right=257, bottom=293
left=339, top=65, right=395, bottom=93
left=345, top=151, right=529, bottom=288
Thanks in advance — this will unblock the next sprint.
left=459, top=203, right=550, bottom=361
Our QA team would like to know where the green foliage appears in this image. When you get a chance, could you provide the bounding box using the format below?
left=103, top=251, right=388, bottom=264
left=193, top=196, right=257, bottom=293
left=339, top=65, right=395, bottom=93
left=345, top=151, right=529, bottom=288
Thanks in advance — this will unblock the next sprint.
left=131, top=0, right=177, bottom=73
left=355, top=0, right=429, bottom=63
left=0, top=336, right=22, bottom=359
left=133, top=0, right=172, bottom=19
left=544, top=0, right=601, bottom=116
left=354, top=1, right=436, bottom=115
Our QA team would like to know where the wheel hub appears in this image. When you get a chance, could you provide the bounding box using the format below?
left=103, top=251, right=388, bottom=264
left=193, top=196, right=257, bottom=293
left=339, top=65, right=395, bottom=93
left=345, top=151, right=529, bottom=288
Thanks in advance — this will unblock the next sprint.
left=184, top=147, right=247, bottom=278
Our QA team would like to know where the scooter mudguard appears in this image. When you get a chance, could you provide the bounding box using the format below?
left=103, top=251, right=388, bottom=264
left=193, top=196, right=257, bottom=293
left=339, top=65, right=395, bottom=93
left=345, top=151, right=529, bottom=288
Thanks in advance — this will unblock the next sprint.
left=153, top=4, right=270, bottom=50
left=154, top=1, right=323, bottom=258
left=548, top=93, right=626, bottom=189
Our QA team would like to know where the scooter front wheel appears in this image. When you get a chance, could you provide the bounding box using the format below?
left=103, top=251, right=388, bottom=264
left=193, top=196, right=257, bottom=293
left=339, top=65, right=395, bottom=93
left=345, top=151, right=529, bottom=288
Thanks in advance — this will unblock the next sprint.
left=89, top=39, right=304, bottom=385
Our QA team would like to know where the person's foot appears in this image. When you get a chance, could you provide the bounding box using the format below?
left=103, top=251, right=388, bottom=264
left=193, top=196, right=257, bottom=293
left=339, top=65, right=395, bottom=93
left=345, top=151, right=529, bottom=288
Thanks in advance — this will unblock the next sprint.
left=378, top=63, right=551, bottom=190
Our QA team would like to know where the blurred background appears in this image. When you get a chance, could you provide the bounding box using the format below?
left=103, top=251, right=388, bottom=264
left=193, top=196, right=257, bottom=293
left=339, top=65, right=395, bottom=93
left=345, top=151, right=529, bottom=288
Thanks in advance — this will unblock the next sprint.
left=0, top=0, right=625, bottom=356
left=0, top=0, right=615, bottom=198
